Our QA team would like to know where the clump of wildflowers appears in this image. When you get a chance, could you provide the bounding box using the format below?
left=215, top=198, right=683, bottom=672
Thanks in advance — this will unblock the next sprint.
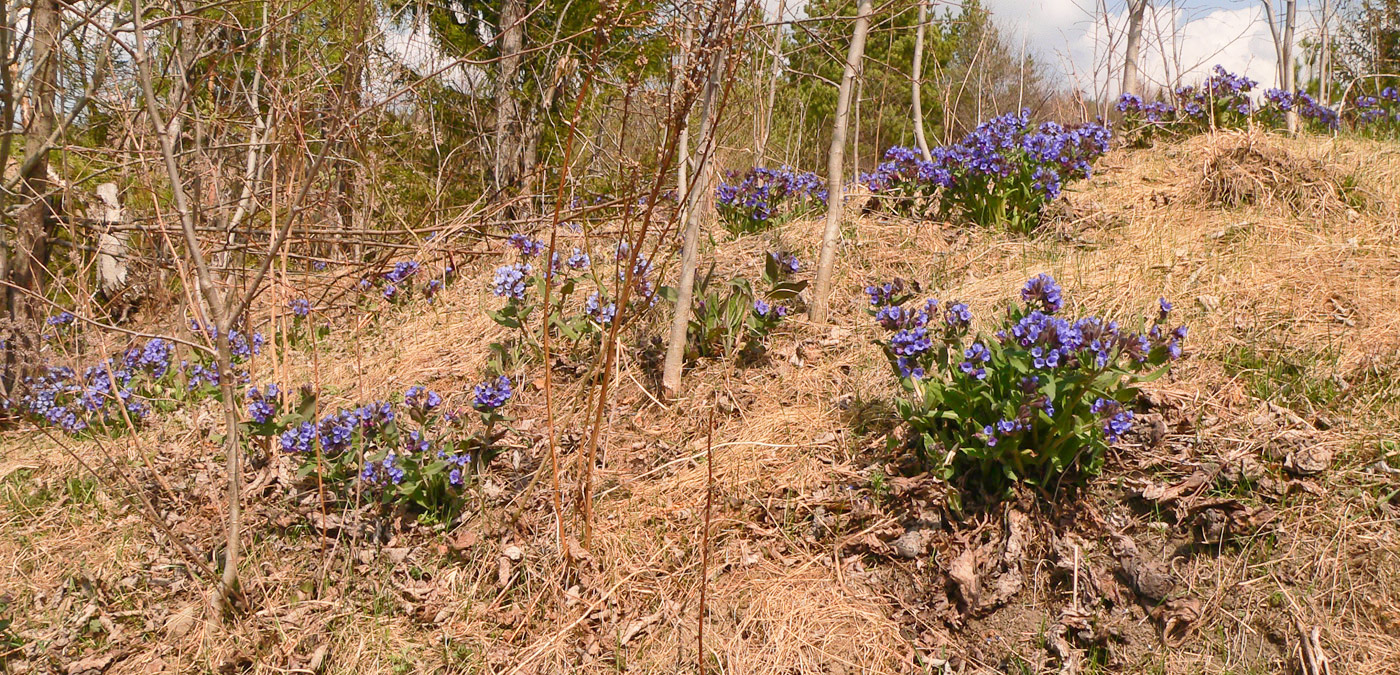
left=681, top=252, right=808, bottom=361
left=472, top=376, right=512, bottom=412
left=870, top=274, right=1187, bottom=491
left=491, top=263, right=532, bottom=300
left=247, top=383, right=281, bottom=424
left=508, top=233, right=546, bottom=257
left=715, top=166, right=826, bottom=234
left=864, top=112, right=1111, bottom=231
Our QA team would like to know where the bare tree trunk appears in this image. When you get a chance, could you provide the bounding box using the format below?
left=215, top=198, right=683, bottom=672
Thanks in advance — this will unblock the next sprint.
left=1319, top=0, right=1330, bottom=103
left=1282, top=0, right=1298, bottom=133
left=337, top=0, right=369, bottom=257
left=758, top=0, right=788, bottom=161
left=1262, top=0, right=1299, bottom=133
left=4, top=0, right=61, bottom=394
left=911, top=0, right=932, bottom=162
left=662, top=40, right=725, bottom=400
left=495, top=0, right=526, bottom=196
left=1122, top=0, right=1148, bottom=96
left=95, top=183, right=129, bottom=299
left=810, top=0, right=873, bottom=324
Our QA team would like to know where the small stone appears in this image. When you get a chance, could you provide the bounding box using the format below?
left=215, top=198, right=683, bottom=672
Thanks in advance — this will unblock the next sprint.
left=891, top=528, right=932, bottom=559
left=502, top=545, right=524, bottom=562
left=1196, top=295, right=1220, bottom=312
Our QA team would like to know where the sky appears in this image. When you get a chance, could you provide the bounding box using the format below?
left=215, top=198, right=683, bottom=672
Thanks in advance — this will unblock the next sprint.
left=965, top=0, right=1323, bottom=96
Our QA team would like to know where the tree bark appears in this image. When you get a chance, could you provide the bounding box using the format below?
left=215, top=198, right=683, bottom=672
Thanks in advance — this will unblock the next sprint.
left=1121, top=0, right=1148, bottom=97
left=4, top=0, right=61, bottom=394
left=662, top=39, right=725, bottom=400
left=1282, top=0, right=1298, bottom=133
left=95, top=183, right=129, bottom=299
left=911, top=0, right=932, bottom=162
left=495, top=0, right=526, bottom=195
left=758, top=0, right=788, bottom=161
left=809, top=0, right=873, bottom=324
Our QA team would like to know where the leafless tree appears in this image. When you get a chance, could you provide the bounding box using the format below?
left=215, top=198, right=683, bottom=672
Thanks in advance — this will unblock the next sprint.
left=811, top=0, right=874, bottom=324
left=1122, top=0, right=1150, bottom=96
left=911, top=0, right=933, bottom=161
left=1263, top=0, right=1301, bottom=133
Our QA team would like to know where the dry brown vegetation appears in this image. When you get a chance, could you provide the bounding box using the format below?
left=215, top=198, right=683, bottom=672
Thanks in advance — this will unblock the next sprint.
left=2, top=131, right=1399, bottom=674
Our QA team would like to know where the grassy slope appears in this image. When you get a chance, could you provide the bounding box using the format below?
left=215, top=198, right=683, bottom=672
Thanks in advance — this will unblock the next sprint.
left=2, top=131, right=1399, bottom=674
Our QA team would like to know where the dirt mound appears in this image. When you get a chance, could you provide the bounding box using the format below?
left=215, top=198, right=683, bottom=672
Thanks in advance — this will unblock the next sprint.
left=1194, top=132, right=1355, bottom=213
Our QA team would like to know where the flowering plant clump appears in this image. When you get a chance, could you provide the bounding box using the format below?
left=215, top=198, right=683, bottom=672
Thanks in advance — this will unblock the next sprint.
left=251, top=378, right=514, bottom=518
left=486, top=236, right=656, bottom=371
left=1173, top=65, right=1256, bottom=130
left=354, top=258, right=458, bottom=308
left=1345, top=88, right=1400, bottom=136
left=1115, top=93, right=1178, bottom=146
left=1258, top=89, right=1340, bottom=132
left=14, top=338, right=179, bottom=435
left=714, top=166, right=826, bottom=234
left=180, top=321, right=264, bottom=396
left=862, top=112, right=1111, bottom=232
left=870, top=274, right=1186, bottom=491
left=666, top=251, right=807, bottom=361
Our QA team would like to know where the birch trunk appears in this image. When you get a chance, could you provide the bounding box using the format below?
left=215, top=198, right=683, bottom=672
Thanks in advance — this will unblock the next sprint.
left=1121, top=0, right=1148, bottom=97
left=95, top=183, right=128, bottom=298
left=911, top=0, right=932, bottom=162
left=809, top=0, right=873, bottom=324
left=662, top=40, right=725, bottom=399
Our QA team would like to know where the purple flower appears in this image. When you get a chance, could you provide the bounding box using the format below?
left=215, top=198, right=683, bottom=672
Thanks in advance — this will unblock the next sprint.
left=1021, top=274, right=1063, bottom=313
left=246, top=383, right=280, bottom=424
left=508, top=234, right=546, bottom=257
left=945, top=302, right=972, bottom=328
left=472, top=376, right=512, bottom=411
left=585, top=292, right=616, bottom=325
left=491, top=263, right=532, bottom=300
left=290, top=298, right=311, bottom=318
left=280, top=421, right=315, bottom=453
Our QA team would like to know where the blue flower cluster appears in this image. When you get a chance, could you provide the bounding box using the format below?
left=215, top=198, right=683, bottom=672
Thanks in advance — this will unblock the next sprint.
left=508, top=234, right=546, bottom=257
left=752, top=299, right=789, bottom=319
left=1090, top=398, right=1134, bottom=443
left=472, top=376, right=512, bottom=411
left=1261, top=89, right=1339, bottom=129
left=585, top=291, right=616, bottom=325
left=1347, top=88, right=1400, bottom=131
left=361, top=452, right=406, bottom=485
left=404, top=385, right=442, bottom=416
left=871, top=274, right=1189, bottom=482
left=189, top=321, right=264, bottom=362
left=491, top=263, right=532, bottom=300
left=715, top=166, right=826, bottom=232
left=1115, top=93, right=1176, bottom=122
left=289, top=298, right=311, bottom=318
left=47, top=311, right=75, bottom=327
left=280, top=400, right=396, bottom=455
left=247, top=383, right=280, bottom=424
left=13, top=338, right=182, bottom=434
left=386, top=260, right=421, bottom=284
left=863, top=112, right=1110, bottom=227
left=1020, top=273, right=1063, bottom=313
left=566, top=247, right=591, bottom=270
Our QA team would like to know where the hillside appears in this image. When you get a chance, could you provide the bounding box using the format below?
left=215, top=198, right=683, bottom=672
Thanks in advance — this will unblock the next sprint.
left=3, top=131, right=1399, bottom=675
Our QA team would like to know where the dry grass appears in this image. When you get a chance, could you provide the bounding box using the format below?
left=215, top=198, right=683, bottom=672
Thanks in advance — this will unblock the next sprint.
left=3, top=132, right=1400, bottom=674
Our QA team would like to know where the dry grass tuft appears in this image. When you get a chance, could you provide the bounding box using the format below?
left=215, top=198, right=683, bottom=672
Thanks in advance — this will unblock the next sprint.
left=1192, top=130, right=1357, bottom=214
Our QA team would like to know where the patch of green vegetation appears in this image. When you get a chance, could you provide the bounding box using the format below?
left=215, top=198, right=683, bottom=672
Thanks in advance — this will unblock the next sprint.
left=1221, top=338, right=1343, bottom=412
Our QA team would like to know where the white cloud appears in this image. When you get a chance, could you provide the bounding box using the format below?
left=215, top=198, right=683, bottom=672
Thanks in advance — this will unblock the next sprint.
left=981, top=0, right=1303, bottom=96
